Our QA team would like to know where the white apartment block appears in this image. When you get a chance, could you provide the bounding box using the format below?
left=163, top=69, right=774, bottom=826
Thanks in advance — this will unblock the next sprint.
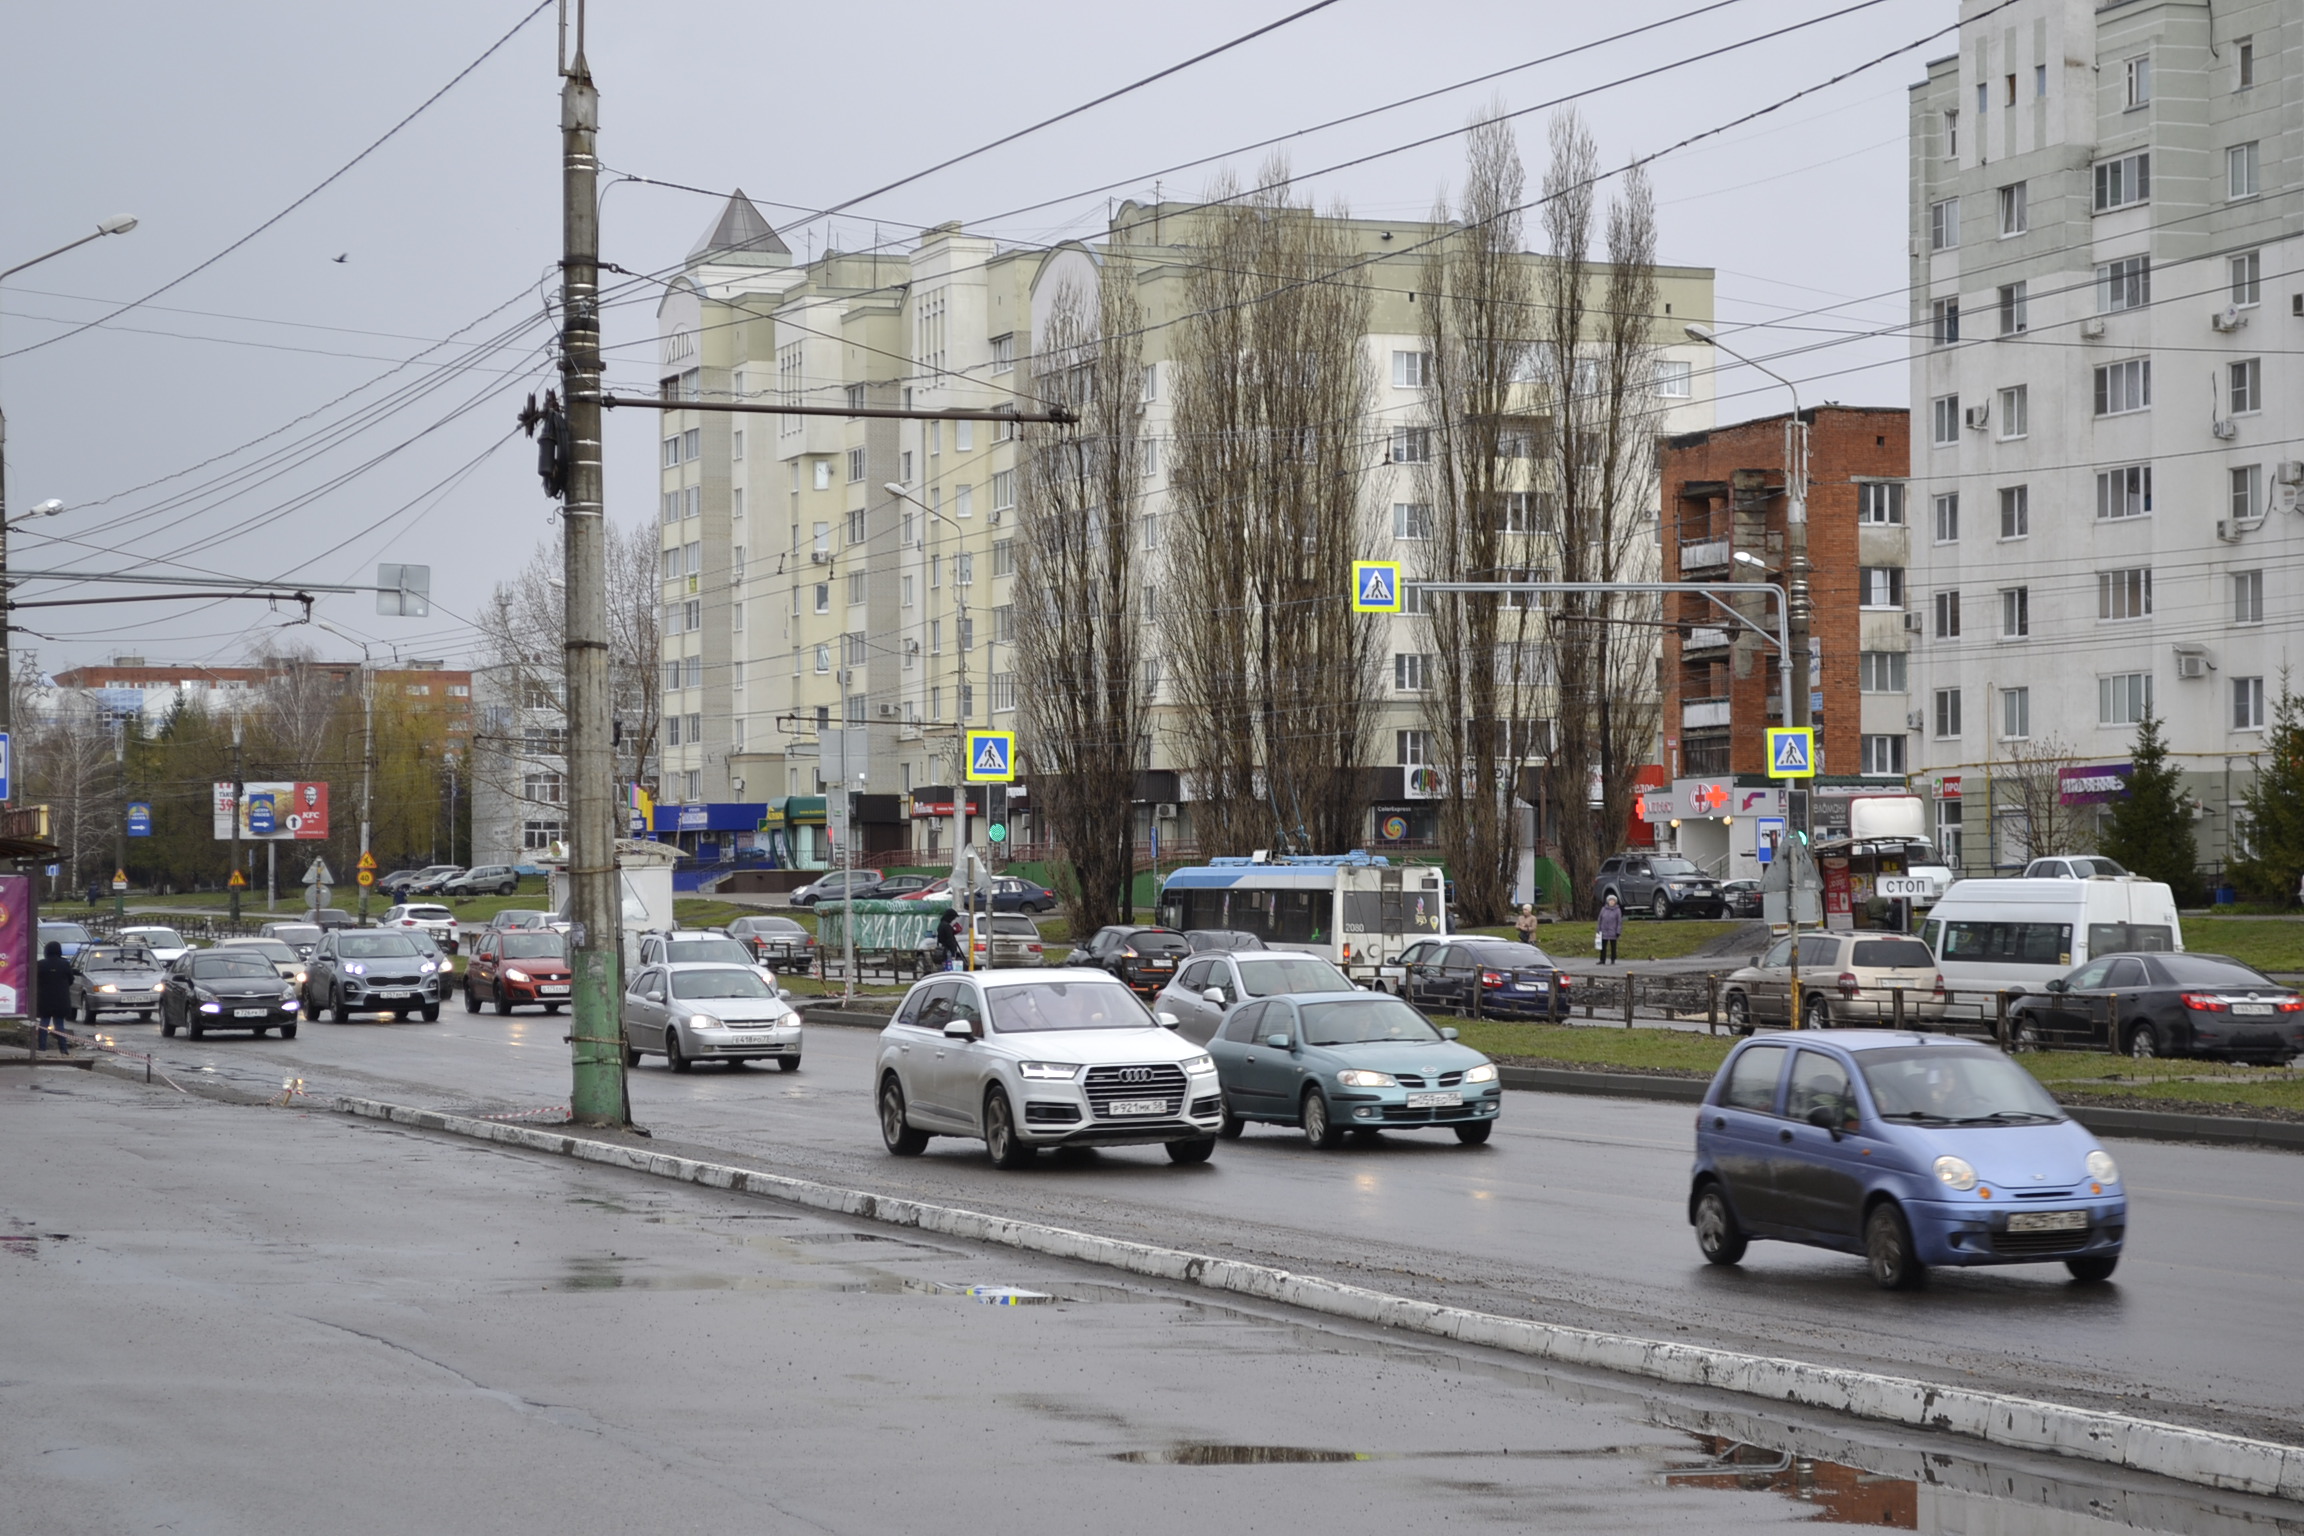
left=1907, top=0, right=2300, bottom=872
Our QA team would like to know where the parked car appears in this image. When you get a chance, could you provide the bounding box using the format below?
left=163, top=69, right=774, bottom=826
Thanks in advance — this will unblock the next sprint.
left=2009, top=952, right=2303, bottom=1062
left=216, top=936, right=307, bottom=987
left=379, top=864, right=456, bottom=896
left=861, top=874, right=937, bottom=900
left=1391, top=939, right=1567, bottom=1019
left=965, top=876, right=1059, bottom=914
left=1073, top=925, right=1191, bottom=994
left=117, top=925, right=194, bottom=964
left=1184, top=929, right=1267, bottom=954
left=301, top=930, right=446, bottom=1022
left=441, top=864, right=521, bottom=897
left=310, top=908, right=355, bottom=931
left=1721, top=931, right=1945, bottom=1033
left=1207, top=991, right=1501, bottom=1146
left=487, top=908, right=561, bottom=933
left=914, top=913, right=1045, bottom=970
left=161, top=947, right=302, bottom=1040
left=1594, top=854, right=1725, bottom=919
left=69, top=944, right=166, bottom=1023
left=726, top=914, right=816, bottom=972
left=2023, top=855, right=2128, bottom=879
left=873, top=968, right=1223, bottom=1166
left=1155, top=950, right=1359, bottom=1045
left=404, top=865, right=465, bottom=897
left=621, top=962, right=801, bottom=1072
left=258, top=921, right=324, bottom=960
left=789, top=869, right=884, bottom=908
left=38, top=920, right=94, bottom=959
left=464, top=929, right=573, bottom=1014
left=382, top=903, right=460, bottom=951
left=1689, top=1031, right=2126, bottom=1289
left=1719, top=879, right=1765, bottom=920
left=893, top=878, right=950, bottom=902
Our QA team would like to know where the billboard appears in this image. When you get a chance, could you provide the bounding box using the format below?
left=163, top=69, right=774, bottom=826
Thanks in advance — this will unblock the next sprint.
left=2058, top=763, right=2132, bottom=806
left=0, top=874, right=29, bottom=1016
left=212, top=781, right=331, bottom=840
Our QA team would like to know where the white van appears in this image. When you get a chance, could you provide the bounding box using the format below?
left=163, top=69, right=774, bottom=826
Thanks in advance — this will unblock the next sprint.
left=1919, top=876, right=2183, bottom=999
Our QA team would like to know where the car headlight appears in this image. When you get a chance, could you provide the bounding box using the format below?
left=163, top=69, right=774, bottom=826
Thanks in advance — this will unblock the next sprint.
left=1180, top=1054, right=1215, bottom=1075
left=1462, top=1063, right=1499, bottom=1084
left=419, top=960, right=439, bottom=974
left=97, top=983, right=118, bottom=993
left=343, top=962, right=367, bottom=976
left=504, top=968, right=532, bottom=984
left=1933, top=1154, right=1979, bottom=1191
left=1019, top=1061, right=1081, bottom=1080
left=688, top=1014, right=720, bottom=1029
left=281, top=988, right=298, bottom=1004
left=292, top=970, right=308, bottom=985
left=150, top=983, right=165, bottom=992
left=1336, top=1069, right=1398, bottom=1088
left=2085, top=1149, right=2119, bottom=1185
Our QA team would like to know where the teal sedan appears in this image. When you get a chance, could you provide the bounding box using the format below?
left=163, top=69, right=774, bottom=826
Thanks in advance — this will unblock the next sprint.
left=1203, top=991, right=1502, bottom=1146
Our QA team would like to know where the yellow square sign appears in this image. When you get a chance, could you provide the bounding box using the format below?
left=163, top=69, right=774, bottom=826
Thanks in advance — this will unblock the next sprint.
left=1351, top=561, right=1404, bottom=614
left=1765, top=727, right=1814, bottom=779
left=963, top=730, right=1016, bottom=783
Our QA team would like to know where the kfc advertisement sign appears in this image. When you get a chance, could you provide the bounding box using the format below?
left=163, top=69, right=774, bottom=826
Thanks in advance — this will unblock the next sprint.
left=212, top=781, right=332, bottom=841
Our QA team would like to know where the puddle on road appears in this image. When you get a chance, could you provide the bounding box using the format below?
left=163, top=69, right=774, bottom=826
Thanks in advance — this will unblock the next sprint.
left=1662, top=1438, right=1916, bottom=1526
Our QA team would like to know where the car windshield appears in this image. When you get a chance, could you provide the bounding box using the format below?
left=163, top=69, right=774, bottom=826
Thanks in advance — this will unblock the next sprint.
left=987, top=980, right=1150, bottom=1033
left=2152, top=954, right=2277, bottom=988
left=498, top=912, right=550, bottom=928
left=1851, top=939, right=1935, bottom=968
left=987, top=916, right=1037, bottom=937
left=42, top=924, right=92, bottom=945
left=1904, top=844, right=1946, bottom=866
left=501, top=933, right=566, bottom=960
left=739, top=918, right=802, bottom=935
left=80, top=947, right=155, bottom=971
left=1125, top=930, right=1189, bottom=956
left=666, top=938, right=751, bottom=964
left=125, top=928, right=185, bottom=948
left=1857, top=1045, right=2065, bottom=1124
left=1649, top=858, right=1700, bottom=876
left=268, top=925, right=322, bottom=945
left=232, top=941, right=300, bottom=965
left=1299, top=997, right=1446, bottom=1046
left=1461, top=942, right=1554, bottom=969
left=194, top=954, right=281, bottom=981
left=670, top=969, right=773, bottom=1000
left=337, top=934, right=420, bottom=959
left=1237, top=956, right=1355, bottom=997
left=1187, top=930, right=1264, bottom=952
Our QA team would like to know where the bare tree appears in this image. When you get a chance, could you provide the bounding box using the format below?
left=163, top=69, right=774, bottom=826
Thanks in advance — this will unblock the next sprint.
left=1165, top=165, right=1381, bottom=856
left=1015, top=263, right=1150, bottom=931
left=1536, top=109, right=1667, bottom=916
left=1998, top=735, right=2089, bottom=863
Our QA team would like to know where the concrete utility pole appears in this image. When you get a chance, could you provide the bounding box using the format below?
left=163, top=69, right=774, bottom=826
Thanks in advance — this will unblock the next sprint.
left=357, top=667, right=375, bottom=924
left=112, top=719, right=127, bottom=924
left=228, top=716, right=244, bottom=922
left=556, top=20, right=629, bottom=1126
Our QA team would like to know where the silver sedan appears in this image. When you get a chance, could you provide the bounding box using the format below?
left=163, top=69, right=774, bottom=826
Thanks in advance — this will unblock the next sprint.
left=621, top=962, right=802, bottom=1072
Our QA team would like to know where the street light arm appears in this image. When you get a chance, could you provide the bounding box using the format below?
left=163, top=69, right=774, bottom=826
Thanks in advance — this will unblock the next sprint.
left=0, top=217, right=138, bottom=285
left=1687, top=327, right=1801, bottom=417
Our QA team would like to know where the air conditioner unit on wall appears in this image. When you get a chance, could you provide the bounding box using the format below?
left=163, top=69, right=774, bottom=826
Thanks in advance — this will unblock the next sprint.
left=810, top=550, right=831, bottom=564
left=1155, top=803, right=1178, bottom=821
left=1906, top=710, right=1926, bottom=732
left=2174, top=649, right=2213, bottom=680
left=875, top=703, right=899, bottom=718
left=2211, top=305, right=2247, bottom=332
left=1902, top=611, right=1924, bottom=633
left=2212, top=419, right=2238, bottom=440
left=2274, top=461, right=2303, bottom=486
left=1963, top=403, right=1990, bottom=430
left=2080, top=317, right=2106, bottom=339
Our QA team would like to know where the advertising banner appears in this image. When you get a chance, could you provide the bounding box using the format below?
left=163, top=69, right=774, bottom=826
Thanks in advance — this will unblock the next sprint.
left=0, top=875, right=30, bottom=1016
left=212, top=781, right=331, bottom=840
left=2058, top=763, right=2131, bottom=806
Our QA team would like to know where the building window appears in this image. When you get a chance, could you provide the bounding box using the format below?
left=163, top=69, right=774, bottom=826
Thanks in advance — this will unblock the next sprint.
left=2236, top=37, right=2255, bottom=89
left=1389, top=427, right=1432, bottom=464
left=1997, top=385, right=2027, bottom=438
left=522, top=820, right=564, bottom=852
left=990, top=333, right=1014, bottom=373
left=813, top=644, right=830, bottom=673
left=956, top=551, right=975, bottom=587
left=993, top=538, right=1016, bottom=577
left=2096, top=255, right=2149, bottom=313
left=1392, top=502, right=1432, bottom=540
left=2001, top=686, right=2030, bottom=740
left=2099, top=672, right=2152, bottom=726
left=993, top=603, right=1015, bottom=643
left=2096, top=464, right=2151, bottom=519
left=2123, top=54, right=2151, bottom=107
left=683, top=654, right=703, bottom=688
left=2234, top=677, right=2266, bottom=731
left=2035, top=63, right=2047, bottom=96
left=2231, top=251, right=2260, bottom=307
left=901, top=574, right=914, bottom=609
left=1932, top=589, right=1961, bottom=638
left=2229, top=358, right=2261, bottom=415
left=2231, top=464, right=2263, bottom=520
left=2233, top=569, right=2264, bottom=624
left=1943, top=110, right=1958, bottom=158
left=2228, top=141, right=2260, bottom=200
left=2094, top=153, right=2149, bottom=211
left=1858, top=483, right=1905, bottom=524
left=1997, top=182, right=2027, bottom=236
left=813, top=583, right=830, bottom=614
left=2092, top=358, right=2150, bottom=416
left=522, top=770, right=567, bottom=806
left=1934, top=688, right=1963, bottom=738
left=1860, top=567, right=1905, bottom=609
left=1931, top=492, right=1959, bottom=543
left=1859, top=651, right=1907, bottom=692
left=1396, top=730, right=1431, bottom=767
left=2098, top=567, right=2152, bottom=620
left=1999, top=586, right=2029, bottom=638
left=1998, top=484, right=2029, bottom=539
left=1861, top=735, right=1906, bottom=776
left=1931, top=297, right=1960, bottom=346
left=1997, top=281, right=2027, bottom=335
left=1931, top=394, right=1960, bottom=446
left=682, top=599, right=700, bottom=631
left=665, top=715, right=681, bottom=747
left=661, top=436, right=680, bottom=469
left=847, top=571, right=867, bottom=606
left=813, top=521, right=830, bottom=554
left=1394, top=653, right=1431, bottom=691
left=1653, top=359, right=1692, bottom=398
left=1391, top=351, right=1431, bottom=388
left=846, top=447, right=866, bottom=483
left=991, top=469, right=1016, bottom=510
left=813, top=460, right=832, bottom=491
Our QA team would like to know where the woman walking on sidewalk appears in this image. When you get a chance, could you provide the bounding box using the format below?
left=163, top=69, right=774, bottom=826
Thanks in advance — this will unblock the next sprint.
left=1513, top=904, right=1541, bottom=942
left=1595, top=893, right=1624, bottom=966
left=35, top=941, right=75, bottom=1055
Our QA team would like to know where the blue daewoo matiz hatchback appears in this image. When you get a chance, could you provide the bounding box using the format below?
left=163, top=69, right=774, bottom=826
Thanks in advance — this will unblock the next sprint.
left=1689, top=1031, right=2126, bottom=1289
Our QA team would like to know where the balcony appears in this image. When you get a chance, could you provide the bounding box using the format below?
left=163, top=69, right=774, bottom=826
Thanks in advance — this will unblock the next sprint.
left=1678, top=536, right=1732, bottom=572
left=1681, top=697, right=1733, bottom=729
left=1682, top=626, right=1728, bottom=654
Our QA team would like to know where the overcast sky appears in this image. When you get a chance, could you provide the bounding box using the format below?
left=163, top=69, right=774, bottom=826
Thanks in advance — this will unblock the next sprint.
left=1, top=0, right=1935, bottom=675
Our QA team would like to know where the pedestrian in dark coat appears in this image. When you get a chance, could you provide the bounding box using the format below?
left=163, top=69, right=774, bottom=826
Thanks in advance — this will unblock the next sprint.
left=1595, top=893, right=1625, bottom=966
left=35, top=941, right=75, bottom=1054
left=934, top=907, right=963, bottom=971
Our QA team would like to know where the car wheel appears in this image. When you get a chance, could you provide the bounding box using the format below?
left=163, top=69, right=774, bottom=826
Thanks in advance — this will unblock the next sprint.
left=777, top=1056, right=800, bottom=1072
left=1864, top=1201, right=1925, bottom=1290
left=279, top=1022, right=297, bottom=1040
left=79, top=997, right=97, bottom=1026
left=2125, top=1024, right=2160, bottom=1060
left=878, top=1077, right=929, bottom=1156
left=420, top=1004, right=439, bottom=1022
left=666, top=1030, right=691, bottom=1073
left=463, top=982, right=480, bottom=1013
left=543, top=1002, right=562, bottom=1014
left=252, top=1025, right=270, bottom=1037
left=330, top=992, right=350, bottom=1024
left=1652, top=892, right=1672, bottom=920
left=984, top=1087, right=1035, bottom=1168
left=499, top=882, right=516, bottom=896
left=1217, top=1100, right=1245, bottom=1139
left=1694, top=1184, right=1748, bottom=1265
left=1725, top=992, right=1752, bottom=1035
left=1300, top=1088, right=1344, bottom=1150
left=1802, top=996, right=1833, bottom=1031
left=1454, top=1120, right=1493, bottom=1146
left=496, top=992, right=513, bottom=1016
left=1165, top=1137, right=1216, bottom=1165
left=161, top=1013, right=178, bottom=1038
left=187, top=1018, right=206, bottom=1040
left=2065, top=1255, right=2119, bottom=1284
left=621, top=1032, right=641, bottom=1068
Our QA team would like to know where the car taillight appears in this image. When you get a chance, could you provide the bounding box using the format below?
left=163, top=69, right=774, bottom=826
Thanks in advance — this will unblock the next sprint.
left=1837, top=972, right=1860, bottom=997
left=1121, top=946, right=1138, bottom=959
left=1932, top=975, right=1946, bottom=996
left=1556, top=973, right=1571, bottom=990
left=2278, top=997, right=2304, bottom=1013
left=1480, top=970, right=1504, bottom=987
left=2181, top=993, right=2230, bottom=1013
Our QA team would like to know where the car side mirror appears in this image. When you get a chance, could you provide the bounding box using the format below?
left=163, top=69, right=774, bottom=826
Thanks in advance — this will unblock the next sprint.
left=1156, top=1011, right=1181, bottom=1029
left=1264, top=1033, right=1293, bottom=1051
left=1749, top=955, right=1761, bottom=968
left=778, top=988, right=795, bottom=1001
left=1806, top=1104, right=1846, bottom=1140
left=1201, top=987, right=1226, bottom=1005
left=2046, top=978, right=2068, bottom=994
left=943, top=1018, right=975, bottom=1040
left=1440, top=1026, right=1459, bottom=1040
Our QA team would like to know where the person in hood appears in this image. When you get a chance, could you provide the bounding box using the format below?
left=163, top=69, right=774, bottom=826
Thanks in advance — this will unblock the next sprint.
left=35, top=941, right=75, bottom=1054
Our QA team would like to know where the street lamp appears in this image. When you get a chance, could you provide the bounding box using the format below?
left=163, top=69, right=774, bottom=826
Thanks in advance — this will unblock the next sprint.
left=884, top=479, right=976, bottom=931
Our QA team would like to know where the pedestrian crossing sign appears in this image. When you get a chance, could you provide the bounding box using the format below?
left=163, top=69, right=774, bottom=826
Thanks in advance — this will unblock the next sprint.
left=1765, top=726, right=1815, bottom=779
left=963, top=729, right=1016, bottom=784
left=1351, top=560, right=1404, bottom=613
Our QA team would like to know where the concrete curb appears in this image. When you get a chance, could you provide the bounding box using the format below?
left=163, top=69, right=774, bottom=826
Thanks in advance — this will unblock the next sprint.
left=329, top=1091, right=2300, bottom=1503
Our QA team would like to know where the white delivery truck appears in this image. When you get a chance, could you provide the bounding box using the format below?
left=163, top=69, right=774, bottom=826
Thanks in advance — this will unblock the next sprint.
left=1919, top=875, right=2183, bottom=999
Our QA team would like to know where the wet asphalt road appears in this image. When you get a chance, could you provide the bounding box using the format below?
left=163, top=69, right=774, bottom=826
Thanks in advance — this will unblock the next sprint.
left=8, top=1073, right=2289, bottom=1536
left=71, top=1004, right=2304, bottom=1448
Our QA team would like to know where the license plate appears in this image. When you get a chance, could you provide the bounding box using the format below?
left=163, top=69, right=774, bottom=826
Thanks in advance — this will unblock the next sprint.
left=731, top=1035, right=771, bottom=1046
left=2233, top=1003, right=2274, bottom=1016
left=2007, top=1209, right=2087, bottom=1233
left=1407, top=1091, right=1463, bottom=1108
left=1106, top=1098, right=1168, bottom=1117
left=234, top=1008, right=270, bottom=1018
left=1511, top=983, right=1534, bottom=991
left=1146, top=960, right=1173, bottom=970
left=539, top=984, right=570, bottom=995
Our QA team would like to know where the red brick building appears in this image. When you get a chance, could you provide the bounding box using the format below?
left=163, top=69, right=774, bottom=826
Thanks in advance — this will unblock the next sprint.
left=1659, top=406, right=1909, bottom=780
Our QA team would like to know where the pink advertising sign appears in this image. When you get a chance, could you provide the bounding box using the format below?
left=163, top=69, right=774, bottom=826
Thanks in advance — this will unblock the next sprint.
left=0, top=875, right=31, bottom=1017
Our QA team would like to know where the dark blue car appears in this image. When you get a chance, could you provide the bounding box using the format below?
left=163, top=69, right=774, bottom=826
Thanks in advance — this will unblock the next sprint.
left=1393, top=938, right=1567, bottom=1019
left=1689, top=1031, right=2126, bottom=1289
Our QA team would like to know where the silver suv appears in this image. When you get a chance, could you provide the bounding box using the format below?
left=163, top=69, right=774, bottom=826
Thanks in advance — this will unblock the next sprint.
left=874, top=968, right=1224, bottom=1168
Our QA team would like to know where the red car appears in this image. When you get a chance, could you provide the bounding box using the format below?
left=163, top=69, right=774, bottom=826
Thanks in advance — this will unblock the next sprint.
left=464, top=929, right=572, bottom=1014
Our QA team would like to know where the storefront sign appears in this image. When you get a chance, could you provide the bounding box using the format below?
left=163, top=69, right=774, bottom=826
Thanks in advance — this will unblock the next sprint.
left=2058, top=763, right=2132, bottom=805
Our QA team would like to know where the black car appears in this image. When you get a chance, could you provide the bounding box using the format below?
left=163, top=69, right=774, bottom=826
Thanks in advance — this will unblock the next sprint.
left=727, top=914, right=816, bottom=971
left=1185, top=929, right=1267, bottom=954
left=302, top=930, right=445, bottom=1022
left=966, top=876, right=1059, bottom=914
left=790, top=869, right=884, bottom=908
left=2011, top=951, right=2303, bottom=1062
left=1073, top=925, right=1191, bottom=994
left=1593, top=853, right=1725, bottom=919
left=1719, top=879, right=1765, bottom=919
left=162, top=949, right=301, bottom=1039
left=861, top=874, right=936, bottom=900
left=1394, top=938, right=1568, bottom=1018
left=69, top=944, right=167, bottom=1023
